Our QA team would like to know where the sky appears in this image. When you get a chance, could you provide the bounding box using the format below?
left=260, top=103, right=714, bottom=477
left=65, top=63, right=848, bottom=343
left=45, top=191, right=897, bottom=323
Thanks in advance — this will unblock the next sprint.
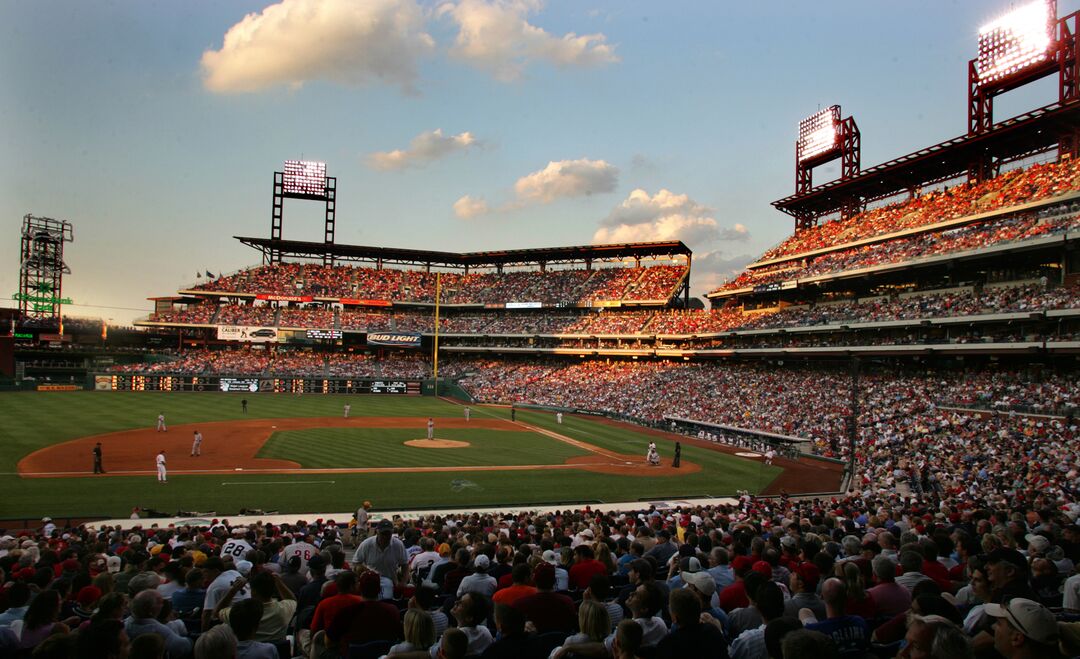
left=2, top=0, right=1077, bottom=324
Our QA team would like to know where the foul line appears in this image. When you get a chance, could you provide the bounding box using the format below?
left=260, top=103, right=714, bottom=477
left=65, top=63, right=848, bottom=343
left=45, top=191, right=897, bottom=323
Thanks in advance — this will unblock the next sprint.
left=222, top=480, right=335, bottom=486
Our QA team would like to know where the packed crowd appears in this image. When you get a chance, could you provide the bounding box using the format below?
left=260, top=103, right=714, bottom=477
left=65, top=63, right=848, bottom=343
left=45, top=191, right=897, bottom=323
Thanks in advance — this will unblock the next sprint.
left=186, top=263, right=688, bottom=306
left=717, top=204, right=1080, bottom=293
left=146, top=279, right=1080, bottom=342
left=2, top=470, right=1079, bottom=658
left=756, top=157, right=1080, bottom=262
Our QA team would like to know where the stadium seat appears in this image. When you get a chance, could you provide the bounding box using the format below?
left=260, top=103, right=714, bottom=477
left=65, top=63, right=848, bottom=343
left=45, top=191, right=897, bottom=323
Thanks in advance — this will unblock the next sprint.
left=347, top=639, right=393, bottom=659
left=530, top=631, right=569, bottom=658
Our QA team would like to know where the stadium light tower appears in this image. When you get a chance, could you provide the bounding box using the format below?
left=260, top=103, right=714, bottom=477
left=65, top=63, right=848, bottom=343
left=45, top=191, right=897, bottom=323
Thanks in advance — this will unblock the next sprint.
left=968, top=0, right=1078, bottom=137
left=17, top=215, right=74, bottom=326
left=793, top=105, right=861, bottom=231
left=269, top=160, right=337, bottom=265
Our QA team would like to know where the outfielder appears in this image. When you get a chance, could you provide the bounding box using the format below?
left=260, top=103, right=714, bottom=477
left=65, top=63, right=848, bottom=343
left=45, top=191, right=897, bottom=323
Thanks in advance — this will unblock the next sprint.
left=156, top=412, right=167, bottom=432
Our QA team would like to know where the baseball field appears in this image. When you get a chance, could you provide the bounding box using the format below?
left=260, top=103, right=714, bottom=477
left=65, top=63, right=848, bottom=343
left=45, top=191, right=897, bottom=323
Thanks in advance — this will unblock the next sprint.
left=0, top=392, right=839, bottom=520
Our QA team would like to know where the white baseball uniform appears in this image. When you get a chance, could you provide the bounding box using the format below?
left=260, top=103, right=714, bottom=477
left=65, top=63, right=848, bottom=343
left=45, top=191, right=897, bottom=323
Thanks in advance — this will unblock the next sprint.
left=464, top=407, right=470, bottom=421
left=556, top=412, right=563, bottom=424
left=427, top=419, right=434, bottom=439
left=156, top=414, right=167, bottom=432
left=191, top=431, right=202, bottom=457
left=156, top=452, right=167, bottom=482
left=344, top=404, right=351, bottom=418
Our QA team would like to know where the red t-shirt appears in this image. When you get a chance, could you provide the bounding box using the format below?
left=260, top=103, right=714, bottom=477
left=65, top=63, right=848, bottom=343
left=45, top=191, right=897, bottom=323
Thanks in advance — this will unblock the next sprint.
left=311, top=593, right=361, bottom=633
left=569, top=559, right=608, bottom=590
left=492, top=584, right=537, bottom=606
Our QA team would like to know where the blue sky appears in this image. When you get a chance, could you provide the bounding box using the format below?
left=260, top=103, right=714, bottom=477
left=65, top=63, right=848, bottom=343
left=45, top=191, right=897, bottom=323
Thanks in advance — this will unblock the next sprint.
left=2, top=0, right=1076, bottom=323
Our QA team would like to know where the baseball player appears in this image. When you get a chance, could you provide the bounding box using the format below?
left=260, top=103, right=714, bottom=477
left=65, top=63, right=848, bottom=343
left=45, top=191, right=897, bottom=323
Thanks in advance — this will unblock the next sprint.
left=241, top=398, right=248, bottom=413
left=344, top=403, right=351, bottom=418
left=463, top=406, right=470, bottom=421
left=427, top=418, right=434, bottom=440
left=156, top=412, right=167, bottom=432
left=156, top=450, right=167, bottom=483
left=765, top=447, right=776, bottom=465
left=93, top=442, right=105, bottom=474
left=556, top=412, right=563, bottom=424
left=191, top=430, right=203, bottom=457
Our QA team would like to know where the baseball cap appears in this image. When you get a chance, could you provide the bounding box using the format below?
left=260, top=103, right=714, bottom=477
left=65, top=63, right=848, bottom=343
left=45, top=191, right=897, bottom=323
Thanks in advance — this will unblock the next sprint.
left=76, top=586, right=103, bottom=607
left=235, top=560, right=253, bottom=576
left=541, top=550, right=560, bottom=565
left=473, top=555, right=491, bottom=570
left=984, top=598, right=1058, bottom=645
left=358, top=571, right=381, bottom=593
left=794, top=562, right=820, bottom=590
left=106, top=556, right=122, bottom=573
left=731, top=555, right=754, bottom=573
left=679, top=556, right=702, bottom=573
left=306, top=554, right=327, bottom=570
left=376, top=519, right=393, bottom=532
left=681, top=571, right=715, bottom=597
left=1025, top=534, right=1051, bottom=553
left=752, top=561, right=772, bottom=578
left=986, top=548, right=1029, bottom=573
left=533, top=562, right=556, bottom=588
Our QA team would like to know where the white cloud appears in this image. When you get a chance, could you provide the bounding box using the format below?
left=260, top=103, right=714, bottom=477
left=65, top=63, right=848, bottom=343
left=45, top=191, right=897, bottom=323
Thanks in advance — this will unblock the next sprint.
left=513, top=158, right=618, bottom=204
left=201, top=0, right=434, bottom=94
left=369, top=129, right=481, bottom=170
left=453, top=195, right=490, bottom=219
left=690, top=251, right=755, bottom=296
left=439, top=0, right=618, bottom=81
left=594, top=188, right=750, bottom=246
left=593, top=189, right=751, bottom=296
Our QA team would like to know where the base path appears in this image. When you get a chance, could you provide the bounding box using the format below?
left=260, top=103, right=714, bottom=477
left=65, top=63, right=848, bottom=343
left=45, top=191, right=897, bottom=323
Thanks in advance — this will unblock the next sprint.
left=17, top=416, right=703, bottom=479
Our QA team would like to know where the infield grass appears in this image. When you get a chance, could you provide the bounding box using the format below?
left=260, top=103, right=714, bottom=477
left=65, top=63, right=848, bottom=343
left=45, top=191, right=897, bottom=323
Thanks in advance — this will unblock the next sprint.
left=0, top=391, right=781, bottom=519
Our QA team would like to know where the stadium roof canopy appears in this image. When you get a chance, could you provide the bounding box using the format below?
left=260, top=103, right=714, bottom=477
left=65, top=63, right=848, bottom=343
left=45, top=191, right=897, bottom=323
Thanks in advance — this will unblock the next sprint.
left=773, top=101, right=1080, bottom=220
left=235, top=236, right=691, bottom=270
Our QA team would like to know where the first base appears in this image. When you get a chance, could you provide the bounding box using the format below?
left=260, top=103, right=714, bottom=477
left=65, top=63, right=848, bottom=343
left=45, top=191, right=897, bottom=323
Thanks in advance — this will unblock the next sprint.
left=235, top=467, right=242, bottom=471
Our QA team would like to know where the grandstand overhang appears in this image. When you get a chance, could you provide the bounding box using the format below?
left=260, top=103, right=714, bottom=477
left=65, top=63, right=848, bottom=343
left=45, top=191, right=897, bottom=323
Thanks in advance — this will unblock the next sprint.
left=772, top=101, right=1080, bottom=225
left=234, top=237, right=692, bottom=270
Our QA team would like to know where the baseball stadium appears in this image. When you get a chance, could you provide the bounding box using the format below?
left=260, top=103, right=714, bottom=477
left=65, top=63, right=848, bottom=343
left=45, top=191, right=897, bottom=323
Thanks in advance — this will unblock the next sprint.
left=2, top=2, right=1080, bottom=658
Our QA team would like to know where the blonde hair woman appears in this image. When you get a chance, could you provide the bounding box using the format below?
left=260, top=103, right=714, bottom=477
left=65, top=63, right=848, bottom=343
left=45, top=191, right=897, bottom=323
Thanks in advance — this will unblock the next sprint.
left=550, top=600, right=611, bottom=658
left=388, top=609, right=436, bottom=655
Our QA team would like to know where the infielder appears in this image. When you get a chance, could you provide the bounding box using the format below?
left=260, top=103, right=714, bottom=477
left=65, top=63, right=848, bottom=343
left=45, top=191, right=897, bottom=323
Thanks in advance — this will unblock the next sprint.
left=156, top=412, right=167, bottom=432
left=92, top=442, right=105, bottom=474
left=344, top=403, right=351, bottom=418
left=156, top=450, right=167, bottom=483
left=191, top=430, right=203, bottom=457
left=463, top=406, right=470, bottom=421
left=427, top=418, right=434, bottom=440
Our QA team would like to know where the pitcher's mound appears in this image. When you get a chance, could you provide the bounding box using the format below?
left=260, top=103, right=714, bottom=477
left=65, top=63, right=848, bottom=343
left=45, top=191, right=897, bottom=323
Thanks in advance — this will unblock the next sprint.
left=405, top=439, right=471, bottom=449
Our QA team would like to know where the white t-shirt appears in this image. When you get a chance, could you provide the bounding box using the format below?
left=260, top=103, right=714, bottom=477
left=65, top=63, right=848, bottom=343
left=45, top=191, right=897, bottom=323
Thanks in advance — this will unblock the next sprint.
left=204, top=570, right=249, bottom=611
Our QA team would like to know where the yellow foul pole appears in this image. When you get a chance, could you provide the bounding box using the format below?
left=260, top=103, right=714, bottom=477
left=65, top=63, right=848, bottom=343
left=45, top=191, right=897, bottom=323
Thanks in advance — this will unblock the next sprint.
left=433, top=272, right=441, bottom=397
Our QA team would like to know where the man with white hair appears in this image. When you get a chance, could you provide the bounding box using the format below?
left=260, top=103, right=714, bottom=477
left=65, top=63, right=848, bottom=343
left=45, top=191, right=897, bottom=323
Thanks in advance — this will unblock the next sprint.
left=124, top=590, right=192, bottom=658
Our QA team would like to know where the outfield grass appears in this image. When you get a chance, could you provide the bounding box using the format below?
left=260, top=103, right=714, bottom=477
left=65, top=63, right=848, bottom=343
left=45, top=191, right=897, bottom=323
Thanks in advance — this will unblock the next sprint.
left=0, top=392, right=781, bottom=519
